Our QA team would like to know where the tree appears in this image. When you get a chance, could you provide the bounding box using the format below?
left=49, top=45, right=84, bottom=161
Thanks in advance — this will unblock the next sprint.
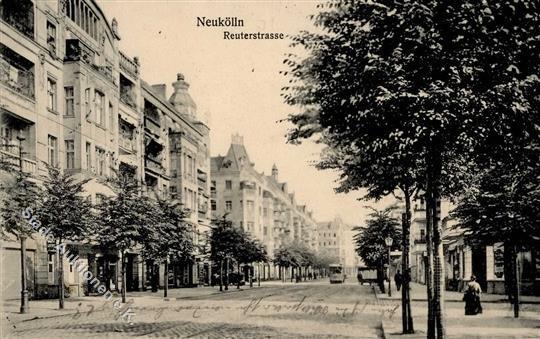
left=274, top=246, right=296, bottom=282
left=452, top=142, right=540, bottom=317
left=95, top=171, right=158, bottom=303
left=0, top=160, right=38, bottom=314
left=37, top=166, right=94, bottom=309
left=210, top=217, right=245, bottom=290
left=353, top=208, right=401, bottom=292
left=141, top=198, right=193, bottom=298
left=283, top=1, right=539, bottom=337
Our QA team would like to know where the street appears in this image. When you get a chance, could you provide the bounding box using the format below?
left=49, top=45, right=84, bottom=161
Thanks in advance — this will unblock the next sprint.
left=2, top=281, right=389, bottom=338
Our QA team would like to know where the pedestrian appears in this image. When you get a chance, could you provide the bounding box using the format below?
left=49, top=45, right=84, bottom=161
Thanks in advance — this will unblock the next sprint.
left=357, top=271, right=363, bottom=285
left=394, top=270, right=403, bottom=291
left=463, top=275, right=483, bottom=315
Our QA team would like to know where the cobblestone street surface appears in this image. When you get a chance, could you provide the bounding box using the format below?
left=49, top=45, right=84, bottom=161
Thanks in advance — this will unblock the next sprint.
left=4, top=281, right=539, bottom=338
left=1, top=281, right=386, bottom=338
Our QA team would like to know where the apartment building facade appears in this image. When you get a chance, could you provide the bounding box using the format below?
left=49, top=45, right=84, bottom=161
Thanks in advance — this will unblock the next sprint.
left=210, top=135, right=317, bottom=279
left=0, top=0, right=211, bottom=300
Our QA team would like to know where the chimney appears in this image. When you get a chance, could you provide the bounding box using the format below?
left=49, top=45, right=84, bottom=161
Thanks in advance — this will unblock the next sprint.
left=271, top=164, right=278, bottom=181
left=151, top=84, right=167, bottom=100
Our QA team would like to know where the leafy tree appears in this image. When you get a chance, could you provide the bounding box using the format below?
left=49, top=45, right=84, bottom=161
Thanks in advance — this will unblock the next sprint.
left=283, top=1, right=539, bottom=336
left=0, top=161, right=38, bottom=314
left=274, top=246, right=297, bottom=282
left=141, top=198, right=193, bottom=297
left=37, top=166, right=94, bottom=309
left=95, top=171, right=158, bottom=303
left=353, top=208, right=401, bottom=292
left=452, top=142, right=540, bottom=316
left=210, top=217, right=246, bottom=290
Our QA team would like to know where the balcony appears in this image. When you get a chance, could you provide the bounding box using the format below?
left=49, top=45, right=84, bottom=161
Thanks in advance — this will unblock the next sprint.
left=120, top=88, right=137, bottom=109
left=0, top=1, right=34, bottom=40
left=65, top=39, right=95, bottom=64
left=119, top=134, right=135, bottom=152
left=197, top=170, right=207, bottom=183
left=119, top=51, right=139, bottom=79
left=240, top=180, right=256, bottom=190
left=0, top=50, right=35, bottom=100
left=144, top=117, right=161, bottom=137
left=0, top=149, right=36, bottom=174
left=145, top=155, right=164, bottom=175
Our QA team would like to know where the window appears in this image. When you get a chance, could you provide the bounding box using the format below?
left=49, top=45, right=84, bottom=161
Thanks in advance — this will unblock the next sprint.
left=263, top=227, right=267, bottom=236
left=211, top=200, right=216, bottom=211
left=94, top=91, right=104, bottom=126
left=66, top=0, right=98, bottom=40
left=225, top=201, right=232, bottom=211
left=263, top=208, right=268, bottom=217
left=65, top=140, right=75, bottom=169
left=47, top=21, right=57, bottom=54
left=95, top=147, right=105, bottom=175
left=48, top=253, right=54, bottom=273
left=225, top=180, right=232, bottom=190
left=246, top=200, right=254, bottom=211
left=47, top=135, right=57, bottom=166
left=47, top=77, right=57, bottom=111
left=247, top=222, right=254, bottom=231
left=85, top=142, right=92, bottom=171
left=64, top=87, right=74, bottom=116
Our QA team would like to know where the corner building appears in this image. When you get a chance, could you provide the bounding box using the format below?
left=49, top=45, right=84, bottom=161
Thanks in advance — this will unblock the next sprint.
left=1, top=0, right=211, bottom=300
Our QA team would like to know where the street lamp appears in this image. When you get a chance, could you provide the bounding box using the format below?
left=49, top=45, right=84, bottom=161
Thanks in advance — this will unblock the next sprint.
left=385, top=236, right=393, bottom=297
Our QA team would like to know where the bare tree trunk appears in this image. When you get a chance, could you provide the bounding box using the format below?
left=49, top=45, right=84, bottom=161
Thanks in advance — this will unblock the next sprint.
left=20, top=236, right=29, bottom=313
left=401, top=190, right=414, bottom=333
left=121, top=251, right=127, bottom=303
left=510, top=246, right=520, bottom=318
left=219, top=259, right=223, bottom=292
left=425, top=181, right=435, bottom=338
left=225, top=258, right=229, bottom=290
left=432, top=180, right=445, bottom=338
left=58, top=239, right=65, bottom=309
left=164, top=259, right=168, bottom=298
left=237, top=263, right=241, bottom=289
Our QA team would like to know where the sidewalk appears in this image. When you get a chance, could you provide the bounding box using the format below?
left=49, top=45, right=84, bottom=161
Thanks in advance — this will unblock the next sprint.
left=377, top=282, right=540, bottom=304
left=376, top=283, right=540, bottom=338
left=1, top=283, right=269, bottom=323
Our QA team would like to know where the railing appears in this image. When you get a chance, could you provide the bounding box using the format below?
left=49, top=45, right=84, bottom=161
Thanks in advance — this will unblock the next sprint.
left=144, top=107, right=161, bottom=125
left=93, top=61, right=114, bottom=83
left=120, top=88, right=137, bottom=109
left=119, top=135, right=135, bottom=152
left=197, top=170, right=207, bottom=182
left=0, top=149, right=36, bottom=174
left=0, top=2, right=34, bottom=40
left=119, top=51, right=139, bottom=79
left=145, top=156, right=164, bottom=174
left=0, top=55, right=35, bottom=99
left=240, top=181, right=256, bottom=190
left=144, top=117, right=161, bottom=137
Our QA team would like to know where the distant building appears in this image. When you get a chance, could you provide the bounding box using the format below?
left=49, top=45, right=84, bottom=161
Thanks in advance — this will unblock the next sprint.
left=317, top=217, right=360, bottom=275
left=211, top=134, right=317, bottom=279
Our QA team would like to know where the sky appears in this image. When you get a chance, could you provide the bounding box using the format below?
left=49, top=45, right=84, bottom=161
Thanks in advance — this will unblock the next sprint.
left=97, top=0, right=389, bottom=225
